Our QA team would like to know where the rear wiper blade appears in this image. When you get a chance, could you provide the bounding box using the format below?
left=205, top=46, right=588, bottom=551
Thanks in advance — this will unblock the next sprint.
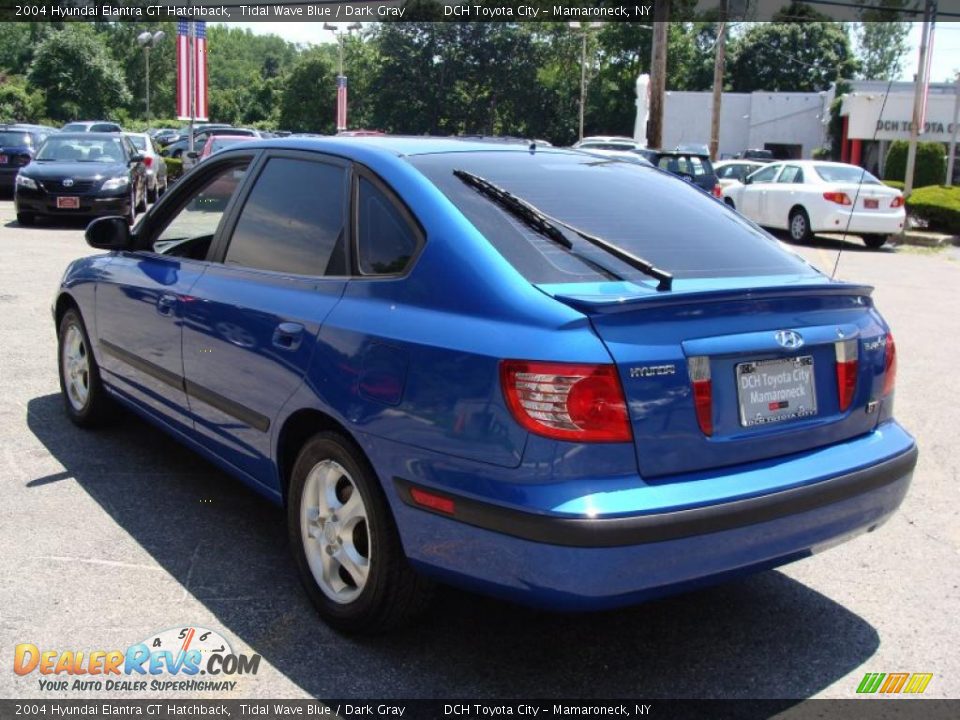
left=453, top=169, right=672, bottom=291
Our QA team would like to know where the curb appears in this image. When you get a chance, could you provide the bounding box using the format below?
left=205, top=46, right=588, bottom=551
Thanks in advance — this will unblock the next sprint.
left=893, top=231, right=960, bottom=248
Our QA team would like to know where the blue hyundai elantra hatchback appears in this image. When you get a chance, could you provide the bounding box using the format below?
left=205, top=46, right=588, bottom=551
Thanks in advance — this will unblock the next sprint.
left=54, top=137, right=917, bottom=632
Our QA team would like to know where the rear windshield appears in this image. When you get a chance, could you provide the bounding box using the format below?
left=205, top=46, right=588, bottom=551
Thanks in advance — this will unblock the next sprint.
left=656, top=154, right=714, bottom=177
left=409, top=152, right=816, bottom=283
left=814, top=165, right=881, bottom=184
left=0, top=131, right=32, bottom=146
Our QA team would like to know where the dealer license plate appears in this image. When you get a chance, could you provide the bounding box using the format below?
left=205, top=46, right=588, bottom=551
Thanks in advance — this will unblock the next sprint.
left=736, top=356, right=817, bottom=427
left=56, top=196, right=80, bottom=209
left=864, top=198, right=879, bottom=209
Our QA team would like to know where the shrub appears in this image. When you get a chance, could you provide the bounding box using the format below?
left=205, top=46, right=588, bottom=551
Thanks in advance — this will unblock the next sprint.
left=811, top=147, right=832, bottom=160
left=905, top=185, right=960, bottom=234
left=883, top=180, right=905, bottom=190
left=884, top=140, right=946, bottom=188
left=164, top=157, right=184, bottom=182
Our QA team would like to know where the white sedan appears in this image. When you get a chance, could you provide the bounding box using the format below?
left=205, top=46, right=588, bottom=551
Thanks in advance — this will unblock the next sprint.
left=714, top=160, right=767, bottom=190
left=721, top=160, right=905, bottom=248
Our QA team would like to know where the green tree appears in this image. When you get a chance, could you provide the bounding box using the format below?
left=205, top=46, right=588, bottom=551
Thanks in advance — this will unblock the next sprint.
left=0, top=75, right=45, bottom=123
left=279, top=48, right=337, bottom=132
left=728, top=22, right=859, bottom=92
left=853, top=0, right=912, bottom=81
left=27, top=25, right=131, bottom=121
left=0, top=23, right=51, bottom=75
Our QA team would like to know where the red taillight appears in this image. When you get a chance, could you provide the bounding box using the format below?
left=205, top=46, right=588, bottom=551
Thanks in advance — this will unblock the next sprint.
left=890, top=195, right=904, bottom=208
left=500, top=360, right=631, bottom=442
left=712, top=184, right=722, bottom=198
left=823, top=191, right=852, bottom=206
left=409, top=487, right=456, bottom=515
left=883, top=333, right=897, bottom=396
left=835, top=339, right=858, bottom=412
left=143, top=156, right=153, bottom=168
left=687, top=356, right=713, bottom=436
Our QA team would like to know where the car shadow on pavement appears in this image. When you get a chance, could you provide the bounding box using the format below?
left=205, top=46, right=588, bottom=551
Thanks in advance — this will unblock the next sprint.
left=776, top=231, right=897, bottom=254
left=26, top=393, right=879, bottom=700
left=5, top=217, right=93, bottom=231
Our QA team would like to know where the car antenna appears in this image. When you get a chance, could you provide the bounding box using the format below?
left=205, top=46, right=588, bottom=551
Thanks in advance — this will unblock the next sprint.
left=833, top=76, right=895, bottom=279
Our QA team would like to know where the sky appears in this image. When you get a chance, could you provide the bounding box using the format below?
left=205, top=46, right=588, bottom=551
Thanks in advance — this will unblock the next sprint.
left=221, top=21, right=960, bottom=84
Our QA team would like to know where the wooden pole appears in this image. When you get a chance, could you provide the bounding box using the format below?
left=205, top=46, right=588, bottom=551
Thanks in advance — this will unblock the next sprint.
left=709, top=5, right=727, bottom=162
left=647, top=2, right=669, bottom=149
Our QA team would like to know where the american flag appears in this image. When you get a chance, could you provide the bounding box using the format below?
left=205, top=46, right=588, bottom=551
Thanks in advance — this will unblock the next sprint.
left=336, top=75, right=348, bottom=131
left=176, top=20, right=208, bottom=121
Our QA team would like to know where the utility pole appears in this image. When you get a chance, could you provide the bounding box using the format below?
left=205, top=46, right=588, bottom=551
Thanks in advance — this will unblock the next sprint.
left=904, top=0, right=937, bottom=197
left=647, top=1, right=669, bottom=149
left=709, top=0, right=727, bottom=162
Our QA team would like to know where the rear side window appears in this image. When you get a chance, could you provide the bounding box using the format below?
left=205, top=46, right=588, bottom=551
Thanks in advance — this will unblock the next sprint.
left=357, top=177, right=419, bottom=275
left=224, top=157, right=347, bottom=276
left=410, top=152, right=816, bottom=283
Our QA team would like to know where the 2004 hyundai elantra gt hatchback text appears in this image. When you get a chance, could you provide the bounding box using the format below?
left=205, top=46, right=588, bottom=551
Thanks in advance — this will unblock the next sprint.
left=54, top=138, right=917, bottom=633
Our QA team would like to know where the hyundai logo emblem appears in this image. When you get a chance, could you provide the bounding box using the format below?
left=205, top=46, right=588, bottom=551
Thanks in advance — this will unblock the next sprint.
left=775, top=330, right=804, bottom=349
left=62, top=179, right=74, bottom=187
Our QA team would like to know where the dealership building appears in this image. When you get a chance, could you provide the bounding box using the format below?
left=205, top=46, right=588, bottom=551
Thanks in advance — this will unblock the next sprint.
left=637, top=78, right=959, bottom=174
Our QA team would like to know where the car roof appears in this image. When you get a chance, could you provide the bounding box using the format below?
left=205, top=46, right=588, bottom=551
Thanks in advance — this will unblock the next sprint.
left=53, top=132, right=126, bottom=140
left=233, top=136, right=587, bottom=159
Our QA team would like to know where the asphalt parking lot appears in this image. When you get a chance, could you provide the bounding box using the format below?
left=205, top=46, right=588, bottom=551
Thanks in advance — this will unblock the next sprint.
left=0, top=199, right=957, bottom=702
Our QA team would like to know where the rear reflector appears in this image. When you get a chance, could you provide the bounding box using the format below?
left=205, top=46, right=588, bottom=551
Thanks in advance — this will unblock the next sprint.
left=890, top=195, right=904, bottom=208
left=823, top=191, right=853, bottom=206
left=883, top=332, right=897, bottom=396
left=500, top=360, right=631, bottom=442
left=409, top=487, right=456, bottom=515
left=687, top=356, right=713, bottom=436
left=835, top=339, right=858, bottom=412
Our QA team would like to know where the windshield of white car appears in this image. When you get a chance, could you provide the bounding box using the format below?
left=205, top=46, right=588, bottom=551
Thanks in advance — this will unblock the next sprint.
left=814, top=165, right=881, bottom=184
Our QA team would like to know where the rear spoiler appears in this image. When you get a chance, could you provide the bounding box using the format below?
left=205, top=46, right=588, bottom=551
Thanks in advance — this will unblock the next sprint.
left=547, top=282, right=875, bottom=315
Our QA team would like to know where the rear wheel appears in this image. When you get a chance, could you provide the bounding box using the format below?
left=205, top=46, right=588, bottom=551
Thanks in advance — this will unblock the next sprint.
left=147, top=180, right=158, bottom=204
left=724, top=198, right=735, bottom=209
left=16, top=212, right=34, bottom=226
left=863, top=234, right=888, bottom=249
left=58, top=308, right=114, bottom=427
left=287, top=432, right=433, bottom=633
left=136, top=182, right=147, bottom=212
left=789, top=207, right=812, bottom=243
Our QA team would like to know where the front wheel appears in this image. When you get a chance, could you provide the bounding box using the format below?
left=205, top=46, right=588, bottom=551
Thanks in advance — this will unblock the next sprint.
left=287, top=432, right=433, bottom=633
left=789, top=208, right=812, bottom=243
left=16, top=212, right=34, bottom=226
left=863, top=234, right=888, bottom=249
left=58, top=308, right=114, bottom=427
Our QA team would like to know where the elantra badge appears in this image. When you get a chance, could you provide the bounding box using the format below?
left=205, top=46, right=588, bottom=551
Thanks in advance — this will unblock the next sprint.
left=774, top=330, right=804, bottom=349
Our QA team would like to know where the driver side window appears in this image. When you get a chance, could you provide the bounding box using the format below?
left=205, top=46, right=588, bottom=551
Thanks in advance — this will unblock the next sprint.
left=151, top=160, right=251, bottom=258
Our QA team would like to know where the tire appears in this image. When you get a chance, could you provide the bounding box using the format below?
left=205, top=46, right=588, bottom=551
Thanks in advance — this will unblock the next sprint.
left=287, top=432, right=433, bottom=634
left=58, top=308, right=114, bottom=427
left=126, top=190, right=137, bottom=226
left=724, top=198, right=735, bottom=209
left=158, top=176, right=167, bottom=197
left=147, top=181, right=158, bottom=204
left=863, top=234, right=888, bottom=249
left=789, top=207, right=812, bottom=243
left=136, top=183, right=147, bottom=213
left=17, top=212, right=34, bottom=226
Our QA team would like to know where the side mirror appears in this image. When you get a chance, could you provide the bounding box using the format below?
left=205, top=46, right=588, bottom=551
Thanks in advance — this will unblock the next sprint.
left=86, top=216, right=133, bottom=250
left=186, top=151, right=199, bottom=160
left=743, top=176, right=753, bottom=185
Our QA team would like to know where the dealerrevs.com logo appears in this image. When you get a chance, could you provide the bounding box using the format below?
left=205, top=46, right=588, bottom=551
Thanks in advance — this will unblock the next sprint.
left=13, top=626, right=261, bottom=693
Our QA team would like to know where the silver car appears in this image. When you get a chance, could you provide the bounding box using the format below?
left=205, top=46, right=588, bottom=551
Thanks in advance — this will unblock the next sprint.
left=123, top=132, right=168, bottom=203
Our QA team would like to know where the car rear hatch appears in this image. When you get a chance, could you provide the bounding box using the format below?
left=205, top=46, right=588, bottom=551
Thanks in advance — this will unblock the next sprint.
left=541, top=277, right=893, bottom=478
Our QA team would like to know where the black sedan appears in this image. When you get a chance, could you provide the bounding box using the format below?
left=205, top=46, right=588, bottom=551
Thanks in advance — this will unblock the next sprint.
left=15, top=133, right=147, bottom=226
left=0, top=124, right=57, bottom=193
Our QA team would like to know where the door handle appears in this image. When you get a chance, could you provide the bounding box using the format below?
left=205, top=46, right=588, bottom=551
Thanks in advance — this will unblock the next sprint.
left=272, top=322, right=304, bottom=351
left=157, top=294, right=177, bottom=316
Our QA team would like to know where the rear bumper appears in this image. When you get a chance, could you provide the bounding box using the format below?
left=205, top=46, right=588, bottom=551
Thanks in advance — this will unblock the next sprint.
left=388, top=423, right=917, bottom=610
left=817, top=209, right=904, bottom=235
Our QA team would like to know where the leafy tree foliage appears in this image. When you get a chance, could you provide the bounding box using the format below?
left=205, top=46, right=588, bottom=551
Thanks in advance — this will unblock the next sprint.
left=27, top=24, right=131, bottom=121
left=728, top=22, right=859, bottom=92
left=853, top=0, right=911, bottom=81
left=279, top=48, right=337, bottom=132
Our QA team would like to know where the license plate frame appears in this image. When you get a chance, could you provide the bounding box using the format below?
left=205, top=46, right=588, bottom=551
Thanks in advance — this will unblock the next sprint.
left=864, top=198, right=879, bottom=209
left=736, top=355, right=817, bottom=428
left=56, top=196, right=80, bottom=210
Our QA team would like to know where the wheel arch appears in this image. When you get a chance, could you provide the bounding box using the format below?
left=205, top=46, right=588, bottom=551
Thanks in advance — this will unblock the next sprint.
left=54, top=291, right=79, bottom=330
left=275, top=408, right=365, bottom=506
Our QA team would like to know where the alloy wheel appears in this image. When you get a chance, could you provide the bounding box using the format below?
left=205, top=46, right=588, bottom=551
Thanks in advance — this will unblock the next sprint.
left=61, top=323, right=90, bottom=412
